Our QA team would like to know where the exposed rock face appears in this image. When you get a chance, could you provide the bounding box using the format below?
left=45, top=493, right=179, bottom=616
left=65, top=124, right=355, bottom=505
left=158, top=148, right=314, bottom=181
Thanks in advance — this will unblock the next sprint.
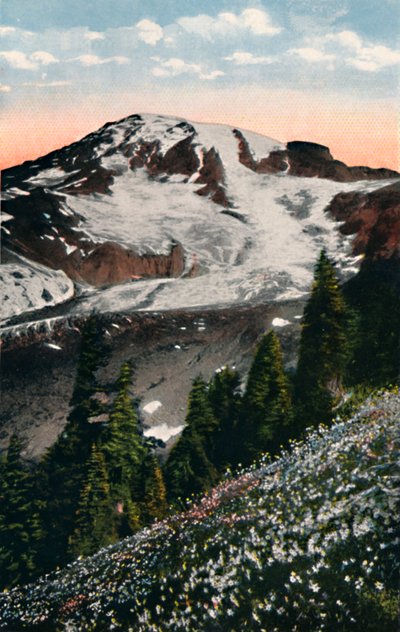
left=76, top=242, right=185, bottom=285
left=1, top=187, right=185, bottom=286
left=233, top=129, right=288, bottom=174
left=286, top=141, right=398, bottom=182
left=233, top=130, right=398, bottom=182
left=194, top=147, right=230, bottom=207
left=326, top=182, right=400, bottom=259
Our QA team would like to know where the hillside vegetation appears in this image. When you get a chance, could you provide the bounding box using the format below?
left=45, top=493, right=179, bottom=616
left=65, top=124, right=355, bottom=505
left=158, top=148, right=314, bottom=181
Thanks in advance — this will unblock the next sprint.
left=1, top=389, right=399, bottom=631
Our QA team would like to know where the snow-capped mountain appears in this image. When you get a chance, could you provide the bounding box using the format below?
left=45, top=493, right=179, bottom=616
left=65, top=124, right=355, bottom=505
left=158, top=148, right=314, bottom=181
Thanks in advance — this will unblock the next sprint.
left=1, top=113, right=399, bottom=323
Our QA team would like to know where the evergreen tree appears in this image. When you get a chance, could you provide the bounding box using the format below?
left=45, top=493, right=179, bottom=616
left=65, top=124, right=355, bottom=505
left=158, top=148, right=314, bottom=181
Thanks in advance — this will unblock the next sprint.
left=208, top=367, right=241, bottom=471
left=344, top=264, right=400, bottom=387
left=241, top=331, right=293, bottom=465
left=0, top=436, right=42, bottom=589
left=294, top=250, right=349, bottom=429
left=69, top=445, right=115, bottom=558
left=37, top=314, right=108, bottom=570
left=140, top=452, right=168, bottom=524
left=100, top=362, right=145, bottom=536
left=164, top=377, right=218, bottom=504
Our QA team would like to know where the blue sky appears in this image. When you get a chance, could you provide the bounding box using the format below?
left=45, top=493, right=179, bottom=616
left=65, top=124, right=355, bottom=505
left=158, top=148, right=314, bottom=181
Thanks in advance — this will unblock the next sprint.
left=1, top=1, right=399, bottom=168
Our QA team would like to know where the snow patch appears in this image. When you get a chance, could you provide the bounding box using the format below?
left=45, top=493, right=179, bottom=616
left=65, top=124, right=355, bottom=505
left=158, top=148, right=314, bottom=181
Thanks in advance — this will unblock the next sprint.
left=0, top=212, right=14, bottom=224
left=26, top=168, right=77, bottom=187
left=272, top=317, right=291, bottom=327
left=44, top=343, right=63, bottom=350
left=1, top=187, right=30, bottom=201
left=142, top=400, right=162, bottom=415
left=143, top=423, right=185, bottom=442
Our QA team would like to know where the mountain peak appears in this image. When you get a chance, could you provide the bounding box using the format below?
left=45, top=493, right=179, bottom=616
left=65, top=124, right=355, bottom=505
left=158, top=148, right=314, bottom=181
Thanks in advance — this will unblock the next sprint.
left=1, top=114, right=399, bottom=323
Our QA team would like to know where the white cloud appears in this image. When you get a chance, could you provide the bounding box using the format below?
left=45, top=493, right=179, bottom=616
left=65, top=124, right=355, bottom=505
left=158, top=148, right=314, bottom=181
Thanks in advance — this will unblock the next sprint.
left=241, top=8, right=282, bottom=36
left=224, top=51, right=274, bottom=65
left=294, top=30, right=400, bottom=73
left=0, top=49, right=59, bottom=70
left=289, top=47, right=335, bottom=63
left=22, top=80, right=72, bottom=88
left=0, top=26, right=17, bottom=36
left=136, top=19, right=163, bottom=45
left=347, top=59, right=380, bottom=72
left=0, top=50, right=37, bottom=69
left=0, top=83, right=11, bottom=92
left=84, top=31, right=105, bottom=41
left=71, top=54, right=129, bottom=66
left=325, top=30, right=362, bottom=50
left=177, top=8, right=281, bottom=40
left=346, top=45, right=400, bottom=72
left=151, top=57, right=224, bottom=80
left=200, top=69, right=225, bottom=80
left=30, top=51, right=59, bottom=65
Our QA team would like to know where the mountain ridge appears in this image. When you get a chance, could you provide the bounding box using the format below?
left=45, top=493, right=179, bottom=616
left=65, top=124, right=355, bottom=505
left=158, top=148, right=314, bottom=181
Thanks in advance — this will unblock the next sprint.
left=1, top=113, right=399, bottom=324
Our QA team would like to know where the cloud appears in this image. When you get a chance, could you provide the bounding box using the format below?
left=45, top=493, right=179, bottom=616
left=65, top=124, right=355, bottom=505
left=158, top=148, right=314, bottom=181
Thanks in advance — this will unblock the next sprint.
left=289, top=47, right=335, bottom=63
left=22, top=80, right=72, bottom=88
left=324, top=30, right=362, bottom=50
left=241, top=8, right=282, bottom=36
left=0, top=26, right=17, bottom=36
left=346, top=45, right=400, bottom=72
left=224, top=51, right=274, bottom=65
left=71, top=54, right=129, bottom=66
left=136, top=19, right=163, bottom=45
left=151, top=57, right=224, bottom=80
left=84, top=31, right=105, bottom=41
left=0, top=83, right=11, bottom=92
left=177, top=8, right=281, bottom=41
left=199, top=69, right=225, bottom=80
left=0, top=49, right=59, bottom=69
left=30, top=51, right=59, bottom=65
left=0, top=50, right=36, bottom=69
left=323, top=30, right=400, bottom=72
left=291, top=30, right=400, bottom=73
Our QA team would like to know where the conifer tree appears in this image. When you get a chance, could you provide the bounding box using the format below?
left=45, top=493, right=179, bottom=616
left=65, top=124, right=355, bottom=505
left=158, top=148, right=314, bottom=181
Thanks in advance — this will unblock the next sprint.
left=241, top=331, right=293, bottom=465
left=37, top=314, right=108, bottom=570
left=294, top=250, right=349, bottom=429
left=100, top=362, right=145, bottom=536
left=344, top=264, right=400, bottom=387
left=0, top=436, right=42, bottom=589
left=208, top=367, right=241, bottom=471
left=140, top=452, right=168, bottom=524
left=69, top=445, right=115, bottom=558
left=164, top=377, right=218, bottom=504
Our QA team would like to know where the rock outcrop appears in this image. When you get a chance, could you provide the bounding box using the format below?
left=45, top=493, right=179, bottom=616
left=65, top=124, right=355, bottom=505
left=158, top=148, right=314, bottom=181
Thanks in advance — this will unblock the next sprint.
left=326, top=181, right=400, bottom=259
left=76, top=241, right=185, bottom=285
left=286, top=141, right=398, bottom=182
left=233, top=130, right=398, bottom=182
left=194, top=147, right=230, bottom=207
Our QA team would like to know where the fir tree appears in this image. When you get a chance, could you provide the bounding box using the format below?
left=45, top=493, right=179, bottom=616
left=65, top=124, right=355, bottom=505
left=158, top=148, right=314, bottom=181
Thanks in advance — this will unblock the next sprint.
left=208, top=367, right=241, bottom=471
left=140, top=452, right=168, bottom=524
left=69, top=445, right=115, bottom=558
left=37, top=314, right=108, bottom=570
left=344, top=264, right=400, bottom=387
left=164, top=377, right=218, bottom=504
left=100, top=362, right=145, bottom=536
left=0, top=436, right=42, bottom=589
left=241, top=331, right=293, bottom=465
left=294, top=250, right=349, bottom=429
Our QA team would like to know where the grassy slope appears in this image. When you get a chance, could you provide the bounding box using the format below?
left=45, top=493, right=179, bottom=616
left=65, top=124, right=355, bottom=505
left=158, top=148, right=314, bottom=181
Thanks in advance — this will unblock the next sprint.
left=1, top=390, right=399, bottom=631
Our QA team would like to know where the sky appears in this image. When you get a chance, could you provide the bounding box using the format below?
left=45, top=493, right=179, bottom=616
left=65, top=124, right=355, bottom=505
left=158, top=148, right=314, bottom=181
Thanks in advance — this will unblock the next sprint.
left=1, top=0, right=399, bottom=170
